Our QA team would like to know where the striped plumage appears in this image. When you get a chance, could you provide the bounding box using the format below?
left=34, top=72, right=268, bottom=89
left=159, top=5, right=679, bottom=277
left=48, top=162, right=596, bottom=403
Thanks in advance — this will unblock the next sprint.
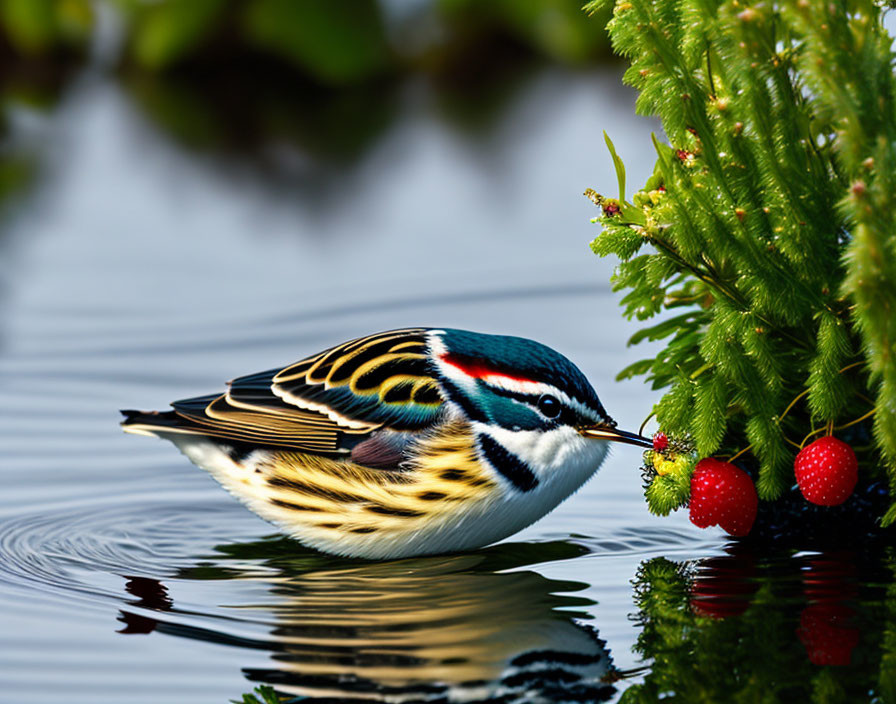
left=122, top=328, right=650, bottom=558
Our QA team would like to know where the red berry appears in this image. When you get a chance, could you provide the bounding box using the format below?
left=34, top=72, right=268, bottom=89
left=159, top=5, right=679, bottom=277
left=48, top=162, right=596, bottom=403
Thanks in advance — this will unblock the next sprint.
left=689, top=458, right=758, bottom=536
left=794, top=437, right=858, bottom=506
left=652, top=432, right=669, bottom=452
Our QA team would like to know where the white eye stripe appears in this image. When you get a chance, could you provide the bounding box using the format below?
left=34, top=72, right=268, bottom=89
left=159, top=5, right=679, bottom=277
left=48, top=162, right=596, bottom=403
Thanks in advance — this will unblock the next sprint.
left=481, top=377, right=605, bottom=423
left=479, top=376, right=556, bottom=397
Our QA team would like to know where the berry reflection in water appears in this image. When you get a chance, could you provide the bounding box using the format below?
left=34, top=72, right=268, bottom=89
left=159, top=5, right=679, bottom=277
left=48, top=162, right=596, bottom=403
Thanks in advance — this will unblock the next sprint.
left=625, top=546, right=894, bottom=702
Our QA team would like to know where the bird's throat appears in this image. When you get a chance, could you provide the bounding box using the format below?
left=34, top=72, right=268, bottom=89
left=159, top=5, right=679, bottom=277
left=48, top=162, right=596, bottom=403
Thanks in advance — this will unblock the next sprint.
left=475, top=424, right=608, bottom=499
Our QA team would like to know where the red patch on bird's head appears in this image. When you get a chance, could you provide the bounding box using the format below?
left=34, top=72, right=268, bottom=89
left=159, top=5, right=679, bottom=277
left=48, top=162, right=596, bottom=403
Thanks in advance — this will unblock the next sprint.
left=440, top=353, right=534, bottom=386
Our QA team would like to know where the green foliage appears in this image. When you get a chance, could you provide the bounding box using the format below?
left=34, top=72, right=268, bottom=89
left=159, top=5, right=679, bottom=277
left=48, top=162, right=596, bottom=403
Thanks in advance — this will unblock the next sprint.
left=588, top=0, right=896, bottom=518
left=604, top=130, right=626, bottom=201
left=644, top=469, right=691, bottom=516
left=127, top=0, right=226, bottom=70
left=243, top=0, right=391, bottom=84
left=115, top=0, right=610, bottom=84
left=438, top=0, right=611, bottom=63
left=118, top=0, right=391, bottom=80
left=0, top=0, right=92, bottom=54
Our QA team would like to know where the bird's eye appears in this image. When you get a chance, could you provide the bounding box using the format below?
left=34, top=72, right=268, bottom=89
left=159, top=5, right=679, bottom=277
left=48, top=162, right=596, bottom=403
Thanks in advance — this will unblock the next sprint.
left=537, top=395, right=561, bottom=418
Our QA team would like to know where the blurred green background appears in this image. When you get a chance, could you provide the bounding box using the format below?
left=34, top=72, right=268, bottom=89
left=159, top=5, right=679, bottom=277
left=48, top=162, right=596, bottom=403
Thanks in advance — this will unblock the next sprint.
left=0, top=0, right=612, bottom=197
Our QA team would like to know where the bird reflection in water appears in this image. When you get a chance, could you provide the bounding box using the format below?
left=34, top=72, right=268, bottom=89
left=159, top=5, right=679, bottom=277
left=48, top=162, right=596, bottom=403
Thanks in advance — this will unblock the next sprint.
left=116, top=540, right=617, bottom=703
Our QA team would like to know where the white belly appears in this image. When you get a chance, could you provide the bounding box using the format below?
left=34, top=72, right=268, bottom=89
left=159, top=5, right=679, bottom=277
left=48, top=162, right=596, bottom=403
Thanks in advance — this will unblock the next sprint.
left=161, top=431, right=610, bottom=559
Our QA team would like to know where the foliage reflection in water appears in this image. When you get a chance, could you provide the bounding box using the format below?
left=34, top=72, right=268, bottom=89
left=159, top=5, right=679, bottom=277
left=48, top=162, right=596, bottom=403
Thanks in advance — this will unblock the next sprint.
left=622, top=545, right=896, bottom=704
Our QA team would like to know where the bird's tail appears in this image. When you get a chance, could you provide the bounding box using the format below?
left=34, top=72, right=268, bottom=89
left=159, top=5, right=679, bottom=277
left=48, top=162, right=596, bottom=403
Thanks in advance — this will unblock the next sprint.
left=120, top=394, right=226, bottom=438
left=119, top=409, right=184, bottom=437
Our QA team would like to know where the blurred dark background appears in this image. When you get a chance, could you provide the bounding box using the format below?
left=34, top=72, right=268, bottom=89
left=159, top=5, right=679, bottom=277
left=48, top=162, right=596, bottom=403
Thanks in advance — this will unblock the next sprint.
left=0, top=0, right=661, bottom=361
left=0, top=0, right=618, bottom=215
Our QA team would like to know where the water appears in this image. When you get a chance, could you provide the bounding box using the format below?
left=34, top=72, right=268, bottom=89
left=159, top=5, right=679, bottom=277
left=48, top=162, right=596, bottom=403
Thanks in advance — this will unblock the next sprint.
left=1, top=23, right=894, bottom=704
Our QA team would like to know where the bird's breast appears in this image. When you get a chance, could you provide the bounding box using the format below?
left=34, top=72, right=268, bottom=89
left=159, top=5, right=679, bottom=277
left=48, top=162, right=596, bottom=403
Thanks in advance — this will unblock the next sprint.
left=169, top=416, right=606, bottom=559
left=475, top=424, right=609, bottom=488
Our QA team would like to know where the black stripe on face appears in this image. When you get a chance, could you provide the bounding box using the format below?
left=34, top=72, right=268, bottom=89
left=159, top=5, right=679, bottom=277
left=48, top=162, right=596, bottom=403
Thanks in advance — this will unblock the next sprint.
left=438, top=376, right=489, bottom=423
left=477, top=432, right=539, bottom=493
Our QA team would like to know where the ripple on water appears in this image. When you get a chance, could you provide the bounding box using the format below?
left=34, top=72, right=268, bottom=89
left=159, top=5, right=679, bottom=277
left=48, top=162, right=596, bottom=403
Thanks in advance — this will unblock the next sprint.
left=0, top=485, right=703, bottom=616
left=578, top=526, right=720, bottom=556
left=0, top=498, right=264, bottom=605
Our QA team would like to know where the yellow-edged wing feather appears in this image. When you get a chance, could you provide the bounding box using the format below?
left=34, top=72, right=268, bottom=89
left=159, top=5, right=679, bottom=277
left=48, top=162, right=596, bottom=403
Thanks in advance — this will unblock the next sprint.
left=123, top=329, right=446, bottom=454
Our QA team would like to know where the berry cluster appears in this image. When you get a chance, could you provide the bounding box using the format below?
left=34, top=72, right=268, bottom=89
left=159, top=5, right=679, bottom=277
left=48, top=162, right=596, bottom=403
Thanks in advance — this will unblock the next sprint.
left=640, top=433, right=697, bottom=518
left=643, top=431, right=861, bottom=538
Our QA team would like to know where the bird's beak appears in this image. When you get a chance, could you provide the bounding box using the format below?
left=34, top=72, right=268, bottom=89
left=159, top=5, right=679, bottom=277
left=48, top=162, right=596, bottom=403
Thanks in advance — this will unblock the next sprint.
left=581, top=424, right=653, bottom=448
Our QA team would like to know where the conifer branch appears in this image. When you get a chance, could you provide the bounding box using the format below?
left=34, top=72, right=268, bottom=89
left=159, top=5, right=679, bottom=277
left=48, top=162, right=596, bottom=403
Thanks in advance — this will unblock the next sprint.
left=589, top=0, right=896, bottom=516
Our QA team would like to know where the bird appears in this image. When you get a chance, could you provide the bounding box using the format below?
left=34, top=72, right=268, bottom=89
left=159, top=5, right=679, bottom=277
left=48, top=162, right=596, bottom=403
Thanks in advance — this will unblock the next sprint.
left=121, top=327, right=651, bottom=559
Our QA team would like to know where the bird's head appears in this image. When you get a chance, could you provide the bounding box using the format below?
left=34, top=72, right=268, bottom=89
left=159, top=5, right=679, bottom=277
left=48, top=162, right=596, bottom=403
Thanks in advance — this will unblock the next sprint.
left=428, top=329, right=651, bottom=495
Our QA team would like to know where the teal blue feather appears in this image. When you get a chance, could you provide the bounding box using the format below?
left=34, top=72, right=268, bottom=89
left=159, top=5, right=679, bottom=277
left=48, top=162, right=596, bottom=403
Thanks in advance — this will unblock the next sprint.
left=440, top=329, right=609, bottom=419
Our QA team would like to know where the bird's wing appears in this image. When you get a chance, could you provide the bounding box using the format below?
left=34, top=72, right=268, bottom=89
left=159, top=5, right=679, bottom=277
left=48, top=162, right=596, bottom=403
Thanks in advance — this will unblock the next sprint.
left=268, top=328, right=444, bottom=431
left=153, top=329, right=445, bottom=455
